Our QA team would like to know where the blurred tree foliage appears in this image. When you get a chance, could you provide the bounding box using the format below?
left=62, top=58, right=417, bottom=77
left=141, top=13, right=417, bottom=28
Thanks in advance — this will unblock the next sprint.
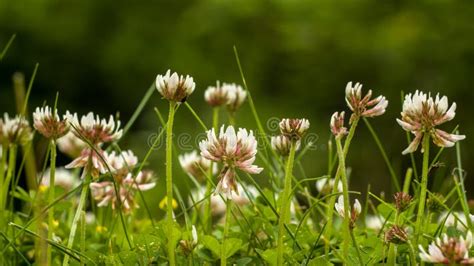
left=1, top=0, right=473, bottom=205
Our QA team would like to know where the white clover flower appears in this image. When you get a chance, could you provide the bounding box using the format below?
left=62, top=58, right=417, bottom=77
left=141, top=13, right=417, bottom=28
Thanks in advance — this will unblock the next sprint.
left=90, top=170, right=155, bottom=213
left=419, top=231, right=474, bottom=264
left=224, top=83, right=246, bottom=112
left=33, top=106, right=69, bottom=139
left=365, top=215, right=384, bottom=231
left=315, top=177, right=342, bottom=195
left=204, top=82, right=230, bottom=107
left=200, top=125, right=262, bottom=198
left=271, top=135, right=300, bottom=156
left=39, top=167, right=80, bottom=191
left=345, top=81, right=388, bottom=123
left=439, top=211, right=474, bottom=231
left=65, top=111, right=122, bottom=145
left=279, top=118, right=310, bottom=140
left=0, top=113, right=33, bottom=145
left=397, top=91, right=465, bottom=154
left=66, top=148, right=107, bottom=178
left=57, top=131, right=87, bottom=158
left=179, top=150, right=216, bottom=180
left=330, top=111, right=347, bottom=138
left=335, top=195, right=361, bottom=228
left=104, top=150, right=138, bottom=173
left=155, top=69, right=195, bottom=103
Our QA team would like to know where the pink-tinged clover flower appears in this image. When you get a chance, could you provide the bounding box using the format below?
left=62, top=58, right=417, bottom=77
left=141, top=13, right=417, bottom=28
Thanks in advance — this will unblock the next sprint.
left=397, top=91, right=465, bottom=154
left=335, top=195, right=361, bottom=228
left=419, top=231, right=474, bottom=264
left=33, top=106, right=69, bottom=139
left=224, top=83, right=246, bottom=112
left=57, top=132, right=87, bottom=158
left=155, top=69, right=195, bottom=103
left=345, top=82, right=388, bottom=123
left=199, top=125, right=263, bottom=198
left=271, top=135, right=300, bottom=157
left=330, top=111, right=347, bottom=138
left=204, top=82, right=230, bottom=107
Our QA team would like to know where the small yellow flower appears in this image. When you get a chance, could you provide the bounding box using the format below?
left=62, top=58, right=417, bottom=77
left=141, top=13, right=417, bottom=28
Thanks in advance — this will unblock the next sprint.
left=38, top=185, right=48, bottom=193
left=95, top=225, right=108, bottom=233
left=159, top=196, right=178, bottom=210
left=52, top=219, right=59, bottom=228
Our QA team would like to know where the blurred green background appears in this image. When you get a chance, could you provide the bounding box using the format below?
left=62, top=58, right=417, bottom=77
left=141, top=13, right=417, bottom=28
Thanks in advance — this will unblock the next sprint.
left=1, top=0, right=473, bottom=214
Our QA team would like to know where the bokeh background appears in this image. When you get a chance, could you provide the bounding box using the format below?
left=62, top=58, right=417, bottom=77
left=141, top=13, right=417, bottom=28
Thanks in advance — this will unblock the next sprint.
left=1, top=0, right=473, bottom=215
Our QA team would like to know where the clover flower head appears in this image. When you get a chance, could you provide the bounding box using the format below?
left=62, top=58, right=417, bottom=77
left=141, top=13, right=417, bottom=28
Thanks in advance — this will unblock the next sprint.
left=65, top=148, right=107, bottom=178
left=199, top=125, right=263, bottom=175
left=105, top=150, right=138, bottom=175
left=345, top=81, right=388, bottom=123
left=66, top=111, right=122, bottom=145
left=315, top=177, right=342, bottom=195
left=335, top=195, right=361, bottom=228
left=397, top=91, right=465, bottom=154
left=384, top=225, right=408, bottom=244
left=279, top=118, right=310, bottom=140
left=365, top=215, right=384, bottom=231
left=330, top=111, right=347, bottom=138
left=394, top=192, right=413, bottom=213
left=224, top=83, right=246, bottom=112
left=90, top=170, right=155, bottom=213
left=155, top=69, right=195, bottom=103
left=33, top=106, right=69, bottom=139
left=419, top=231, right=474, bottom=264
left=0, top=113, right=33, bottom=145
left=179, top=150, right=215, bottom=180
left=271, top=135, right=300, bottom=156
left=204, top=81, right=230, bottom=107
left=57, top=131, right=87, bottom=158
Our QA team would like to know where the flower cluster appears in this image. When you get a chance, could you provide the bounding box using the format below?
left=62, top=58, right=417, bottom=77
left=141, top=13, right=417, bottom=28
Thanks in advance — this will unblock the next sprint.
left=345, top=81, right=388, bottom=123
left=384, top=225, right=408, bottom=244
left=32, top=106, right=69, bottom=139
left=397, top=91, right=465, bottom=154
left=419, top=231, right=474, bottom=264
left=315, top=177, right=342, bottom=195
left=279, top=118, right=310, bottom=141
left=89, top=150, right=156, bottom=213
left=57, top=132, right=87, bottom=158
left=65, top=112, right=123, bottom=177
left=394, top=192, right=413, bottom=213
left=0, top=113, right=33, bottom=145
left=199, top=125, right=262, bottom=198
left=179, top=151, right=215, bottom=181
left=330, top=111, right=347, bottom=138
left=335, top=195, right=361, bottom=228
left=271, top=135, right=300, bottom=156
left=204, top=82, right=247, bottom=112
left=156, top=70, right=196, bottom=103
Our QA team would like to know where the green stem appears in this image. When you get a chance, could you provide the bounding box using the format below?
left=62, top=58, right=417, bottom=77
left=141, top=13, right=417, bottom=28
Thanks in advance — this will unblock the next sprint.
left=0, top=144, right=7, bottom=187
left=335, top=137, right=350, bottom=258
left=0, top=145, right=17, bottom=212
left=324, top=117, right=359, bottom=258
left=407, top=241, right=417, bottom=265
left=166, top=101, right=177, bottom=266
left=415, top=134, right=430, bottom=246
left=63, top=170, right=91, bottom=266
left=276, top=141, right=297, bottom=266
left=205, top=107, right=219, bottom=232
left=221, top=199, right=232, bottom=266
left=454, top=132, right=472, bottom=229
left=350, top=229, right=364, bottom=265
left=47, top=140, right=57, bottom=264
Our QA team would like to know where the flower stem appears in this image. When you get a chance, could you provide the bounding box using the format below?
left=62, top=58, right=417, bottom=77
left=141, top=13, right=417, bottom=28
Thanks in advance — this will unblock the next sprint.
left=221, top=199, right=232, bottom=266
left=166, top=101, right=177, bottom=266
left=415, top=134, right=430, bottom=246
left=324, top=117, right=359, bottom=258
left=335, top=137, right=351, bottom=258
left=0, top=145, right=17, bottom=212
left=63, top=170, right=91, bottom=266
left=350, top=229, right=364, bottom=265
left=276, top=141, right=297, bottom=266
left=205, top=107, right=219, bottom=232
left=47, top=140, right=57, bottom=264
